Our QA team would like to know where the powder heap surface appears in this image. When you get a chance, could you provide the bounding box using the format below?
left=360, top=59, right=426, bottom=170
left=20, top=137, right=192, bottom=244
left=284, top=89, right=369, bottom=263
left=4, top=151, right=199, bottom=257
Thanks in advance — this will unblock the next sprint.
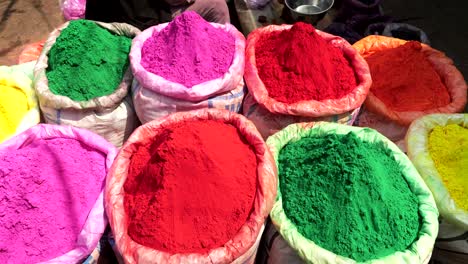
left=255, top=22, right=357, bottom=104
left=46, top=19, right=132, bottom=101
left=366, top=41, right=450, bottom=112
left=141, top=11, right=235, bottom=87
left=429, top=124, right=468, bottom=211
left=124, top=120, right=257, bottom=253
left=0, top=85, right=29, bottom=142
left=278, top=132, right=420, bottom=262
left=0, top=138, right=106, bottom=264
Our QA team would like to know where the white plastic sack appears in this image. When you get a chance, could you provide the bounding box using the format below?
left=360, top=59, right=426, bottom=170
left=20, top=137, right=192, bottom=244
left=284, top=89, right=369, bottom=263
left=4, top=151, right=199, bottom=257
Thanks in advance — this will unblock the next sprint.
left=34, top=21, right=141, bottom=147
left=132, top=78, right=246, bottom=124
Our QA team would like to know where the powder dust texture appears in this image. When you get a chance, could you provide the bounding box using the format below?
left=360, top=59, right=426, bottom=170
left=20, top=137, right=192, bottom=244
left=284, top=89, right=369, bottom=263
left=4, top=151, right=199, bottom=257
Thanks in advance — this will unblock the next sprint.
left=0, top=138, right=106, bottom=264
left=46, top=19, right=132, bottom=101
left=141, top=11, right=235, bottom=87
left=124, top=120, right=257, bottom=253
left=255, top=22, right=357, bottom=104
left=429, top=124, right=468, bottom=211
left=366, top=41, right=450, bottom=112
left=278, top=132, right=420, bottom=262
left=0, top=85, right=29, bottom=142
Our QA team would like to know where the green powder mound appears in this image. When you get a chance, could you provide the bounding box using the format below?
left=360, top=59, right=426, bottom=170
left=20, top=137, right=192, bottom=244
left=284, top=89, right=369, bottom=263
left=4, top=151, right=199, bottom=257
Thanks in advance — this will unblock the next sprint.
left=46, top=19, right=132, bottom=101
left=278, top=132, right=421, bottom=262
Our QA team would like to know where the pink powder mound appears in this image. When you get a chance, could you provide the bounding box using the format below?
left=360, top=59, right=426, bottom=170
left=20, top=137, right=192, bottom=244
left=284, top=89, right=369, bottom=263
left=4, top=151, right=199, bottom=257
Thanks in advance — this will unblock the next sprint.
left=141, top=11, right=236, bottom=87
left=0, top=138, right=106, bottom=264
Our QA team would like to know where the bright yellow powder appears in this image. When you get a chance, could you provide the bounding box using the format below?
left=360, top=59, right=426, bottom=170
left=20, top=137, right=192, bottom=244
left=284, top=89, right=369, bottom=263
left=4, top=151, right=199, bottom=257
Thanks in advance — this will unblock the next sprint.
left=0, top=84, right=29, bottom=142
left=428, top=124, right=468, bottom=211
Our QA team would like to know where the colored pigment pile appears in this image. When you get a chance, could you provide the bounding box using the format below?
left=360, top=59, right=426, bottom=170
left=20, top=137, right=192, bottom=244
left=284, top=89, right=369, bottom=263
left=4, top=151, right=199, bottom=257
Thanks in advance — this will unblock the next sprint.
left=255, top=22, right=357, bottom=103
left=0, top=138, right=106, bottom=264
left=278, top=132, right=420, bottom=261
left=141, top=11, right=235, bottom=87
left=124, top=120, right=257, bottom=253
left=366, top=41, right=450, bottom=112
left=0, top=85, right=29, bottom=142
left=429, top=124, right=468, bottom=211
left=46, top=19, right=132, bottom=101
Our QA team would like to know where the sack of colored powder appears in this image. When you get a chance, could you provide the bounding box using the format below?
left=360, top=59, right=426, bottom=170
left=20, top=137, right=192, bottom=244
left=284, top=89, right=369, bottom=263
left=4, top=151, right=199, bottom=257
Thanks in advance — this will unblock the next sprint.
left=353, top=35, right=467, bottom=126
left=106, top=109, right=277, bottom=264
left=132, top=78, right=246, bottom=124
left=243, top=23, right=372, bottom=139
left=265, top=122, right=439, bottom=263
left=130, top=11, right=245, bottom=102
left=407, top=114, right=468, bottom=263
left=407, top=114, right=468, bottom=230
left=0, top=66, right=40, bottom=143
left=0, top=124, right=117, bottom=264
left=34, top=20, right=140, bottom=147
left=18, top=40, right=45, bottom=64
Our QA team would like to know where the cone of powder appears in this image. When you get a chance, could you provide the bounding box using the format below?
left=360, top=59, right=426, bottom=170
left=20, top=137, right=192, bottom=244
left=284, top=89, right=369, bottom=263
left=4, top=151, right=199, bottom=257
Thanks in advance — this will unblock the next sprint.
left=0, top=124, right=117, bottom=264
left=266, top=122, right=439, bottom=263
left=243, top=23, right=371, bottom=139
left=130, top=11, right=245, bottom=102
left=105, top=109, right=277, bottom=263
left=353, top=35, right=467, bottom=126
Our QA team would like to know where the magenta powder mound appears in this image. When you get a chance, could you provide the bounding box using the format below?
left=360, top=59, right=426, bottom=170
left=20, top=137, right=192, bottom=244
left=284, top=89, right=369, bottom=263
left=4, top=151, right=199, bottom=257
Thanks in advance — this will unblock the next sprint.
left=141, top=11, right=236, bottom=87
left=0, top=138, right=106, bottom=264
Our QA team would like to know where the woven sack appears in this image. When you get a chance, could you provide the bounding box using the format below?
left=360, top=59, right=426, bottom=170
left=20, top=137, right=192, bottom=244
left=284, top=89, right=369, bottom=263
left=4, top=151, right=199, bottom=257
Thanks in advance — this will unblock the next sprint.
left=243, top=25, right=371, bottom=139
left=406, top=114, right=468, bottom=229
left=353, top=35, right=467, bottom=126
left=0, top=66, right=40, bottom=143
left=34, top=21, right=140, bottom=147
left=266, top=122, right=439, bottom=263
left=132, top=78, right=245, bottom=124
left=0, top=124, right=117, bottom=263
left=106, top=109, right=277, bottom=264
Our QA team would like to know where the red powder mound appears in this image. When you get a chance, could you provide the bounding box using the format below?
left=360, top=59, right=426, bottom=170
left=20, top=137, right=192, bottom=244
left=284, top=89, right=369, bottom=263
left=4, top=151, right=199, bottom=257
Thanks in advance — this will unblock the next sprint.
left=366, top=41, right=450, bottom=112
left=255, top=22, right=357, bottom=104
left=124, top=120, right=257, bottom=254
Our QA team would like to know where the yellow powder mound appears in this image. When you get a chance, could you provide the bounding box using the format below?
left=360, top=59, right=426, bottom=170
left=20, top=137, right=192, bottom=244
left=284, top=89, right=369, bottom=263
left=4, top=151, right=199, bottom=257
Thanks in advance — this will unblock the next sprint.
left=0, top=84, right=29, bottom=142
left=429, top=124, right=468, bottom=211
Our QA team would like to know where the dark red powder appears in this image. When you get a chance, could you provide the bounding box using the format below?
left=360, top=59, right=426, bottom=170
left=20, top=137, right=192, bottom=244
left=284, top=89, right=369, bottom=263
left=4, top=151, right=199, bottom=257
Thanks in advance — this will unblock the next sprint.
left=366, top=41, right=450, bottom=112
left=255, top=22, right=357, bottom=104
left=124, top=120, right=257, bottom=253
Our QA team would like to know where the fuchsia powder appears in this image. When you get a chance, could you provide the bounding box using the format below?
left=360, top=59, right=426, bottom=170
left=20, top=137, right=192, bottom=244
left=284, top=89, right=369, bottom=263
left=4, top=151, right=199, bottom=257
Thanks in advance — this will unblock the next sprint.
left=141, top=11, right=236, bottom=87
left=0, top=138, right=106, bottom=264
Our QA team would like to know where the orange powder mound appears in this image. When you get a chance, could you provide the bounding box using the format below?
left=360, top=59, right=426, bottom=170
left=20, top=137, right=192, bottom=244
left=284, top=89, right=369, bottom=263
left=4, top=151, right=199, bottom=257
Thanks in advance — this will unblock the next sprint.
left=366, top=41, right=450, bottom=112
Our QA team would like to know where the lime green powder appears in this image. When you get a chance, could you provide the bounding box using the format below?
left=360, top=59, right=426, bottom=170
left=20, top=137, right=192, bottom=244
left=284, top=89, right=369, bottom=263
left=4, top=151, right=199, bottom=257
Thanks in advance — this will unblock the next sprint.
left=46, top=20, right=131, bottom=101
left=278, top=132, right=421, bottom=261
